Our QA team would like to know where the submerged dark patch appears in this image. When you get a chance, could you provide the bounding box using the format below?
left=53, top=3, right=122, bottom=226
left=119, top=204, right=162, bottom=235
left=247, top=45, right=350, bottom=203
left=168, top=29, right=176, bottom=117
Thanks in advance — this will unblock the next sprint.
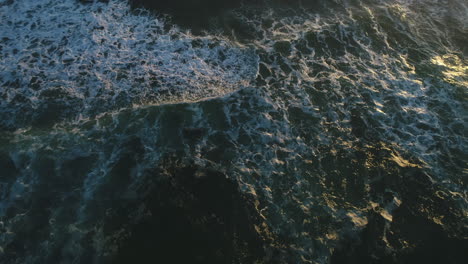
left=129, top=0, right=245, bottom=28
left=107, top=157, right=267, bottom=264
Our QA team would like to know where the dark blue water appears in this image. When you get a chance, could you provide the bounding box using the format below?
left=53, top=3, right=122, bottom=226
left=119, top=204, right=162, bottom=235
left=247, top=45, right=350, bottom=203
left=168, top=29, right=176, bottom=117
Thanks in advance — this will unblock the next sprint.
left=0, top=0, right=467, bottom=263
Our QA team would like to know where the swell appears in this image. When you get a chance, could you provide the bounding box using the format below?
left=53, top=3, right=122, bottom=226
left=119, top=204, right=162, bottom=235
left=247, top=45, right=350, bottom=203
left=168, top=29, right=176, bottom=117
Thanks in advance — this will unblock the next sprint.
left=0, top=0, right=467, bottom=263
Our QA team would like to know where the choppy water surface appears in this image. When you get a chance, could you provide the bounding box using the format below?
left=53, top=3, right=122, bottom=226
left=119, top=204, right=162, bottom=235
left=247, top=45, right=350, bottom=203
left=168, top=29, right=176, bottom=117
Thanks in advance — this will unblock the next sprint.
left=0, top=0, right=467, bottom=263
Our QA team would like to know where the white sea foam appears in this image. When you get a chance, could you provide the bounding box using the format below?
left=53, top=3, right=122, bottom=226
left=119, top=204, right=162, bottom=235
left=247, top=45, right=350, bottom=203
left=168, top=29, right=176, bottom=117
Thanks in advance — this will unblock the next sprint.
left=0, top=0, right=258, bottom=126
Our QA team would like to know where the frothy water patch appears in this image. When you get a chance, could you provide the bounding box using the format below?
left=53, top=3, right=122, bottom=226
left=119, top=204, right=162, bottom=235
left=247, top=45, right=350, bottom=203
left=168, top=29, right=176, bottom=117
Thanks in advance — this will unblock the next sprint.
left=0, top=0, right=258, bottom=129
left=0, top=0, right=467, bottom=263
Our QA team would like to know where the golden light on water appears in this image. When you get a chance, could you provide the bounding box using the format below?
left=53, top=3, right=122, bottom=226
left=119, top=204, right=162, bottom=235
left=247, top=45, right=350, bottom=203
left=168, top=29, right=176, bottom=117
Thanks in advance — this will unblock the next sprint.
left=431, top=54, right=468, bottom=87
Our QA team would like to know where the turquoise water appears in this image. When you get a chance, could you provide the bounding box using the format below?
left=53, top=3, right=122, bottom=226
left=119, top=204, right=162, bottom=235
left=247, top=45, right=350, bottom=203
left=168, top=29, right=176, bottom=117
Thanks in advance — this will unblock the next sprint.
left=0, top=0, right=467, bottom=263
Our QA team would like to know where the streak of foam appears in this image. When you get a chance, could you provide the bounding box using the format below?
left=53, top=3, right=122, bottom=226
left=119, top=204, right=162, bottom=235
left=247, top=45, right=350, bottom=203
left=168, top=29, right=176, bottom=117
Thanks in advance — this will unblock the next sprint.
left=0, top=0, right=258, bottom=129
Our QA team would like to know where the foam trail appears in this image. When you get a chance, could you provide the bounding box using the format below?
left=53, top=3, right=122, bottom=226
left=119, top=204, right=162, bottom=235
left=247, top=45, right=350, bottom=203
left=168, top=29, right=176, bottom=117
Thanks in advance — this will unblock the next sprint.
left=0, top=0, right=258, bottom=129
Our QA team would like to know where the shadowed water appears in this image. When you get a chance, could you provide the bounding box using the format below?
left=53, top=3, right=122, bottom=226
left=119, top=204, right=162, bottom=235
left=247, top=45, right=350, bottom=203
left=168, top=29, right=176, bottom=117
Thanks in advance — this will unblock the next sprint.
left=0, top=0, right=467, bottom=263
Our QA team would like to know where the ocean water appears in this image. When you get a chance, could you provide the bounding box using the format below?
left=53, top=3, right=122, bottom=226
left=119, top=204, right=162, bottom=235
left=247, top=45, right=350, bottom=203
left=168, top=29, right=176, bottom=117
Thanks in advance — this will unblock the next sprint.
left=0, top=0, right=467, bottom=263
